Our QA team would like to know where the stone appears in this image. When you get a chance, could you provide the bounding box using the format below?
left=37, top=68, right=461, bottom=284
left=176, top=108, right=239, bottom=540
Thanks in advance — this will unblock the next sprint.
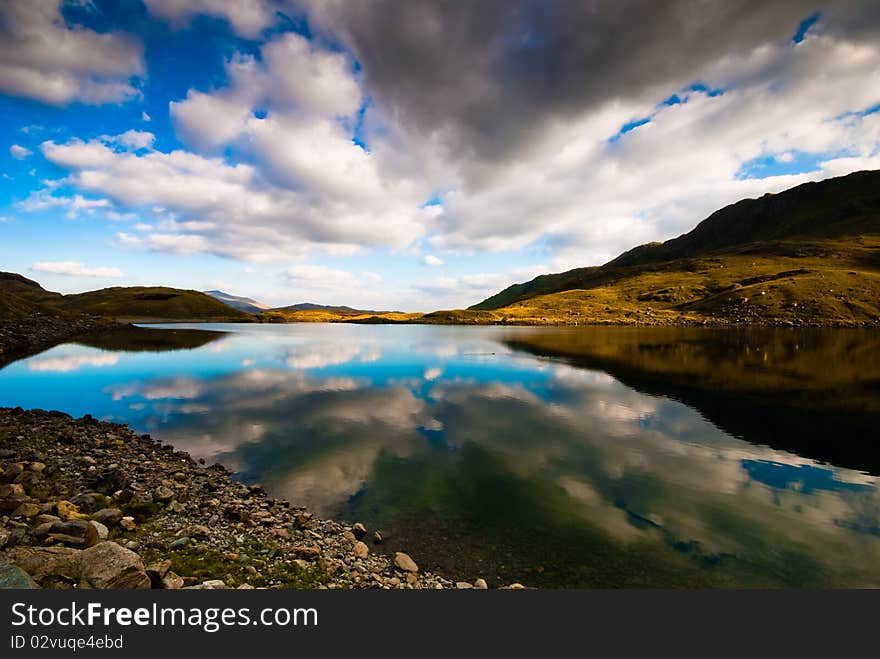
left=474, top=578, right=488, bottom=590
left=456, top=581, right=473, bottom=589
left=237, top=583, right=255, bottom=590
left=11, top=502, right=40, bottom=518
left=372, top=531, right=383, bottom=544
left=34, top=514, right=61, bottom=525
left=1, top=463, right=24, bottom=483
left=353, top=541, right=369, bottom=559
left=162, top=573, right=185, bottom=590
left=185, top=579, right=226, bottom=590
left=5, top=546, right=81, bottom=581
left=189, top=524, right=211, bottom=539
left=168, top=501, right=185, bottom=513
left=45, top=520, right=99, bottom=548
left=352, top=522, right=367, bottom=539
left=153, top=486, right=176, bottom=503
left=394, top=552, right=418, bottom=573
left=0, top=556, right=38, bottom=589
left=70, top=492, right=107, bottom=510
left=293, top=545, right=321, bottom=561
left=77, top=542, right=150, bottom=589
left=55, top=500, right=81, bottom=521
left=168, top=537, right=190, bottom=550
left=89, top=520, right=109, bottom=541
left=119, top=516, right=136, bottom=531
left=91, top=508, right=123, bottom=526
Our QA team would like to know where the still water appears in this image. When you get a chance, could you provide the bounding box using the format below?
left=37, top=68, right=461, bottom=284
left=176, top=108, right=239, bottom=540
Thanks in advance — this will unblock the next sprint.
left=1, top=323, right=879, bottom=587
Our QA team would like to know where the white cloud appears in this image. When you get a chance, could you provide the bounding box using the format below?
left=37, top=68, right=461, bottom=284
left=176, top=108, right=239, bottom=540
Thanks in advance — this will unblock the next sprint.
left=422, top=254, right=443, bottom=266
left=142, top=111, right=151, bottom=122
left=0, top=0, right=143, bottom=105
left=10, top=144, right=32, bottom=159
left=107, top=130, right=155, bottom=151
left=143, top=0, right=277, bottom=39
left=31, top=261, right=123, bottom=278
left=28, top=352, right=121, bottom=372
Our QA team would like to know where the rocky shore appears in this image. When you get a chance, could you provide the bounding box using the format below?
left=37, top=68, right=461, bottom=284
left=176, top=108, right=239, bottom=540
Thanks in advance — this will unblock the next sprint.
left=0, top=315, right=119, bottom=369
left=0, top=408, right=498, bottom=590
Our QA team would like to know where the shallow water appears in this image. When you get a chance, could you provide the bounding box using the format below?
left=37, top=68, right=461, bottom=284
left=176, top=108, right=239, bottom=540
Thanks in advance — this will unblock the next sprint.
left=1, top=323, right=878, bottom=587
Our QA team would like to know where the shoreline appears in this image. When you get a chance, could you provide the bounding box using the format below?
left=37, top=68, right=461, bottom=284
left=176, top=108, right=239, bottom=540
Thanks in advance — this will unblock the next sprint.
left=0, top=407, right=488, bottom=590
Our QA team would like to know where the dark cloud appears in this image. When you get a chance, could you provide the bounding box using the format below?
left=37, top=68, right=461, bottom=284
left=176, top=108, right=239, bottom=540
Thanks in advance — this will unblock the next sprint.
left=302, top=0, right=878, bottom=163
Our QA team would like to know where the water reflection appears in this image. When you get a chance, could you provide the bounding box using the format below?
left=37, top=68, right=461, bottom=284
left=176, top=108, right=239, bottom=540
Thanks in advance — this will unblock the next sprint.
left=0, top=323, right=878, bottom=587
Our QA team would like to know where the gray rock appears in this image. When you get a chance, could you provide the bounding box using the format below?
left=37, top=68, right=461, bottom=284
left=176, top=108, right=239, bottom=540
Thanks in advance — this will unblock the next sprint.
left=153, top=486, right=176, bottom=503
left=168, top=537, right=190, bottom=550
left=0, top=556, right=38, bottom=589
left=77, top=542, right=150, bottom=589
left=185, top=579, right=226, bottom=590
left=119, top=516, right=136, bottom=530
left=5, top=546, right=81, bottom=581
left=394, top=552, right=418, bottom=573
left=89, top=520, right=109, bottom=541
left=45, top=520, right=99, bottom=548
left=91, top=508, right=123, bottom=526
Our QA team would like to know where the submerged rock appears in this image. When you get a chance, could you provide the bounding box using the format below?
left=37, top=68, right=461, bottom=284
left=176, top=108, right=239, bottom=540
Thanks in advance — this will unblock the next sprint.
left=394, top=552, right=418, bottom=573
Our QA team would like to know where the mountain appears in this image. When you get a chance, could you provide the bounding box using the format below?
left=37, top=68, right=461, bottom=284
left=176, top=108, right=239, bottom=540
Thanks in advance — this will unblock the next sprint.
left=0, top=276, right=253, bottom=323
left=59, top=287, right=252, bottom=322
left=203, top=290, right=270, bottom=314
left=273, top=303, right=394, bottom=314
left=468, top=170, right=880, bottom=326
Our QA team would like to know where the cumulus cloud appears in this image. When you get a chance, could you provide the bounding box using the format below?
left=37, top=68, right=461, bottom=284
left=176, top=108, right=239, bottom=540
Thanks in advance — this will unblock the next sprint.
left=143, top=0, right=278, bottom=39
left=9, top=144, right=32, bottom=159
left=31, top=261, right=123, bottom=278
left=422, top=254, right=443, bottom=266
left=0, top=0, right=143, bottom=105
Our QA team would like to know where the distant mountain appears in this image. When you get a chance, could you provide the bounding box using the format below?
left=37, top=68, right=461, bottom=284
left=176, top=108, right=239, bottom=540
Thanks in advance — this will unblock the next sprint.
left=203, top=290, right=270, bottom=314
left=470, top=170, right=880, bottom=323
left=273, top=303, right=396, bottom=315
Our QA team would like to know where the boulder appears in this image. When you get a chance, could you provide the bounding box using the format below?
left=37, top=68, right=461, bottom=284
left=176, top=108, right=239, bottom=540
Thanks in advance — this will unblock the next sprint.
left=89, top=520, right=109, bottom=541
left=153, top=486, right=176, bottom=503
left=77, top=542, right=150, bottom=589
left=44, top=520, right=99, bottom=548
left=5, top=546, right=81, bottom=581
left=91, top=508, right=123, bottom=526
left=0, top=556, right=38, bottom=589
left=352, top=522, right=367, bottom=539
left=394, top=552, right=419, bottom=573
left=353, top=541, right=369, bottom=559
left=474, top=578, right=488, bottom=590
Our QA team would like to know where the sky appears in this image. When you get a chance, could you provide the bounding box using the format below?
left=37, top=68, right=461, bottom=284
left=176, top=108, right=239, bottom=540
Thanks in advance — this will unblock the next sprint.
left=1, top=1, right=879, bottom=311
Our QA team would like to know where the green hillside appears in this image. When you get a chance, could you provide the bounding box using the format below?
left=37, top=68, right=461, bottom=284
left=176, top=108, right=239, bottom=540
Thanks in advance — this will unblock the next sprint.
left=468, top=170, right=880, bottom=326
left=59, top=286, right=253, bottom=322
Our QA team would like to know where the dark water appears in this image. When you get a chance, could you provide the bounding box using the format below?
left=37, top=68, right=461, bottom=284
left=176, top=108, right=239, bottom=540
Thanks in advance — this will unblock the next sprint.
left=1, top=323, right=879, bottom=588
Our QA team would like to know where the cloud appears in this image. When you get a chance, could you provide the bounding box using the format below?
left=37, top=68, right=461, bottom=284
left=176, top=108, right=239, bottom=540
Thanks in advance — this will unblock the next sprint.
left=142, top=111, right=151, bottom=122
left=17, top=190, right=112, bottom=219
left=31, top=261, right=123, bottom=278
left=106, top=130, right=155, bottom=151
left=143, top=0, right=278, bottom=39
left=36, top=38, right=436, bottom=263
left=422, top=254, right=443, bottom=266
left=10, top=144, right=32, bottom=159
left=28, top=352, right=121, bottom=372
left=0, top=0, right=143, bottom=105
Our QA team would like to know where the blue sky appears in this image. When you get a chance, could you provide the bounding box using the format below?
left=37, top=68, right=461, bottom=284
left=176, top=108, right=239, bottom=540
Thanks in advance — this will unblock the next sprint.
left=1, top=1, right=879, bottom=310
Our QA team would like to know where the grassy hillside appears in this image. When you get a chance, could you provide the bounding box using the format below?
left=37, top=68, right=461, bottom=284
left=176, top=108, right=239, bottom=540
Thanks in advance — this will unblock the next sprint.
left=468, top=170, right=880, bottom=327
left=58, top=286, right=253, bottom=322
left=263, top=308, right=420, bottom=323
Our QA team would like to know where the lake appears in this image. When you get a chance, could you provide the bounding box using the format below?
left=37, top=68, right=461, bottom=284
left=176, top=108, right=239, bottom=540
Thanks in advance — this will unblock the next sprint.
left=1, top=322, right=879, bottom=588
